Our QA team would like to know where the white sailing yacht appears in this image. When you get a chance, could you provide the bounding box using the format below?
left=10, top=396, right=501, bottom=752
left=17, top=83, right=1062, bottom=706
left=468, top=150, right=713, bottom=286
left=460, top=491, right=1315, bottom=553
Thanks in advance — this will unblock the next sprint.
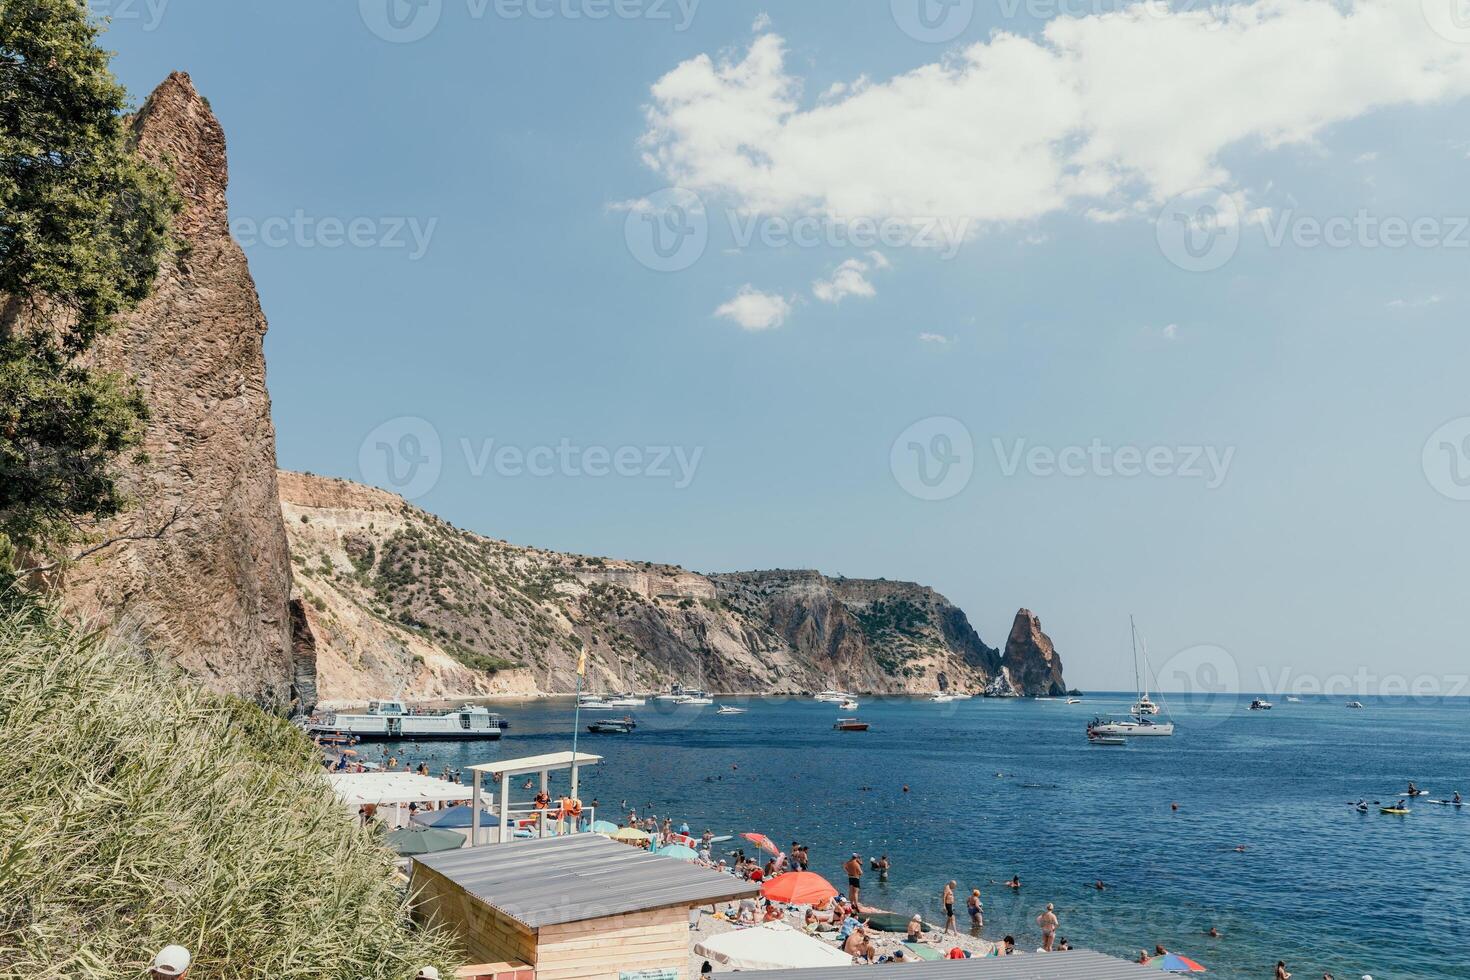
left=1088, top=617, right=1175, bottom=738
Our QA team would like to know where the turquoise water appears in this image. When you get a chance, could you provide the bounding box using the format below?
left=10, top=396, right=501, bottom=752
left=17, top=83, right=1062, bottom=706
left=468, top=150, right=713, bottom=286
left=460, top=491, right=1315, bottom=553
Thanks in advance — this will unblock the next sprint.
left=387, top=695, right=1470, bottom=979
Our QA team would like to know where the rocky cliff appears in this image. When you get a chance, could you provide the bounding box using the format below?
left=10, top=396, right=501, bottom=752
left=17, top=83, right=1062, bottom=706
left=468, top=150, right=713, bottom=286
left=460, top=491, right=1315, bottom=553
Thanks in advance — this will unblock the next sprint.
left=281, top=471, right=1063, bottom=705
left=1000, top=608, right=1069, bottom=697
left=55, top=74, right=303, bottom=710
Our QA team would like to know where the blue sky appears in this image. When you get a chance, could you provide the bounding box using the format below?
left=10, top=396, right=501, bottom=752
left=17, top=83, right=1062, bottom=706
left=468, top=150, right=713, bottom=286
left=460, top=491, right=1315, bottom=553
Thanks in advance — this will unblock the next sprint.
left=101, top=0, right=1470, bottom=692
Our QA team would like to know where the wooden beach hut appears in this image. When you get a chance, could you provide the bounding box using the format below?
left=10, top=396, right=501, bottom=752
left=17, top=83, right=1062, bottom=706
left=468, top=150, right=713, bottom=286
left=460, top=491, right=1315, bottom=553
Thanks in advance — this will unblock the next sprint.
left=410, top=834, right=758, bottom=980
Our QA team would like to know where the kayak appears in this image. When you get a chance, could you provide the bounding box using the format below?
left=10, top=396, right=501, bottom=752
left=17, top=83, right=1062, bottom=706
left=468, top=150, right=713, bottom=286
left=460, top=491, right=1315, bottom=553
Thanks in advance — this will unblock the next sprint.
left=863, top=911, right=936, bottom=933
left=1427, top=800, right=1464, bottom=807
left=1380, top=807, right=1411, bottom=814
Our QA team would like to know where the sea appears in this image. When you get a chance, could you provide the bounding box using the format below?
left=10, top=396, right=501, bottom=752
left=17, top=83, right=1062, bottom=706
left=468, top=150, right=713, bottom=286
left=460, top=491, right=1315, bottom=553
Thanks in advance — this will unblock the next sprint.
left=381, top=694, right=1470, bottom=980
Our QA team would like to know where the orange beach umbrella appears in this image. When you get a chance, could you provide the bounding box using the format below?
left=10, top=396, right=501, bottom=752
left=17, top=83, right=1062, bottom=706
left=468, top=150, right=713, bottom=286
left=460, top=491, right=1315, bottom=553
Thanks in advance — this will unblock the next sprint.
left=761, top=871, right=838, bottom=906
left=741, top=832, right=780, bottom=855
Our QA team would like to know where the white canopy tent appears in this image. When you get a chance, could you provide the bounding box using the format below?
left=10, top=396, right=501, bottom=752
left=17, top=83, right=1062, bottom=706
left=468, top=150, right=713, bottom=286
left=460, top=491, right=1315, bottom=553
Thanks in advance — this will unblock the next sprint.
left=323, top=772, right=469, bottom=828
left=694, top=923, right=854, bottom=970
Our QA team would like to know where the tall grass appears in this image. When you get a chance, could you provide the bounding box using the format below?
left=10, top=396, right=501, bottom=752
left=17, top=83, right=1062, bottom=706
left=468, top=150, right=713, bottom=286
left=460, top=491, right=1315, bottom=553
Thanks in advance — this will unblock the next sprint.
left=0, top=602, right=460, bottom=978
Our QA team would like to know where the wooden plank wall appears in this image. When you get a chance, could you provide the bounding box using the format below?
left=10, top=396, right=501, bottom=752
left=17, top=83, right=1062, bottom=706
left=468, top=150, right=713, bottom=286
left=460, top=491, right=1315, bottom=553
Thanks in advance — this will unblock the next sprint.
left=410, top=865, right=539, bottom=966
left=533, top=907, right=688, bottom=980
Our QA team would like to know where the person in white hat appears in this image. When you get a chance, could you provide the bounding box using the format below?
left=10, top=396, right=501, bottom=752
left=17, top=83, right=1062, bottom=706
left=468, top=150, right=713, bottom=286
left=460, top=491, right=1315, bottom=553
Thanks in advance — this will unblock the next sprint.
left=415, top=969, right=441, bottom=980
left=150, top=945, right=191, bottom=979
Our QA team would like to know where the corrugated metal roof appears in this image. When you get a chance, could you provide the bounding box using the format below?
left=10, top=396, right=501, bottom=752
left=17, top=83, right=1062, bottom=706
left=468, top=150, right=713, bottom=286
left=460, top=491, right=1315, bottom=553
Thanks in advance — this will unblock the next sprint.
left=742, top=950, right=1162, bottom=980
left=411, top=833, right=759, bottom=929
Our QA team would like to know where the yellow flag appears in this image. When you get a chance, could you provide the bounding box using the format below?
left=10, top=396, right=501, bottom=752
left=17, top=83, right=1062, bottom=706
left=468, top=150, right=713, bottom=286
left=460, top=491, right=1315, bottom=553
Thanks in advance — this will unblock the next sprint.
left=576, top=650, right=586, bottom=677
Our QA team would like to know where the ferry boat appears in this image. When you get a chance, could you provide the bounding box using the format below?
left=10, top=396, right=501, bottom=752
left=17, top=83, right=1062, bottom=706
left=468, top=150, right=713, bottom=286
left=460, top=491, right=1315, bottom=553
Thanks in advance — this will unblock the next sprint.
left=309, top=700, right=506, bottom=742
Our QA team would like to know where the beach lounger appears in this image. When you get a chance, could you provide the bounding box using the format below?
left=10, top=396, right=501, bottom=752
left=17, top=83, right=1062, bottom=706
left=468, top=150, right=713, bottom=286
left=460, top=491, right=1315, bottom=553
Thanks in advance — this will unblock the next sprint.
left=901, top=943, right=943, bottom=961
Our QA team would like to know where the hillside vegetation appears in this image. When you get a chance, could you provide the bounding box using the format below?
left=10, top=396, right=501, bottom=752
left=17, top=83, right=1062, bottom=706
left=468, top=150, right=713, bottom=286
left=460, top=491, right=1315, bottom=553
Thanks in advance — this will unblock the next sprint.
left=0, top=601, right=457, bottom=978
left=280, top=471, right=1037, bottom=705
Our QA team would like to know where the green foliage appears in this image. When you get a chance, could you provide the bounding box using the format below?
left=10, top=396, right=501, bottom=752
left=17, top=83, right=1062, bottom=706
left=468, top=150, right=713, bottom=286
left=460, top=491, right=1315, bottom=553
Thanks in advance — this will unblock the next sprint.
left=0, top=600, right=460, bottom=978
left=0, top=0, right=179, bottom=557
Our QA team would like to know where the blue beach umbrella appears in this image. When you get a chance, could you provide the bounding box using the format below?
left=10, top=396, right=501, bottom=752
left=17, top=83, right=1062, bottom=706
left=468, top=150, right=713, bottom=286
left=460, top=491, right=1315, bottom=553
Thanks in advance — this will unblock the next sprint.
left=590, top=820, right=620, bottom=833
left=655, top=844, right=700, bottom=861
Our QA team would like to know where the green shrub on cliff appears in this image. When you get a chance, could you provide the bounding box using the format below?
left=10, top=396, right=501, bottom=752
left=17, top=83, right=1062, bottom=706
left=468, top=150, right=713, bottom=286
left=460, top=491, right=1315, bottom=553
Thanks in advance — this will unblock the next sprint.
left=0, top=602, right=459, bottom=979
left=0, top=0, right=179, bottom=561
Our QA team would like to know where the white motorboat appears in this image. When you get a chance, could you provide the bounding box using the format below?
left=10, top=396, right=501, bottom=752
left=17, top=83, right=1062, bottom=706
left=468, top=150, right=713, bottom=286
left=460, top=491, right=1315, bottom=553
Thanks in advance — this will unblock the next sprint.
left=716, top=705, right=746, bottom=714
left=1249, top=698, right=1273, bottom=711
left=814, top=689, right=858, bottom=704
left=1346, top=700, right=1365, bottom=709
left=930, top=693, right=959, bottom=703
left=310, top=699, right=505, bottom=742
left=839, top=699, right=859, bottom=711
left=1132, top=694, right=1162, bottom=716
left=678, top=696, right=714, bottom=706
left=1066, top=697, right=1082, bottom=704
left=654, top=684, right=709, bottom=704
left=1285, top=696, right=1302, bottom=703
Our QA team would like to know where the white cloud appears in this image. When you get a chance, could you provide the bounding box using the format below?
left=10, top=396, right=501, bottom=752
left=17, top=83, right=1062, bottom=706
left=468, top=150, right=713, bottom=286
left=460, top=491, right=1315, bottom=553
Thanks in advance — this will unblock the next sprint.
left=812, top=254, right=888, bottom=304
left=918, top=332, right=953, bottom=344
left=1386, top=294, right=1443, bottom=310
left=1162, top=323, right=1179, bottom=340
left=751, top=12, right=771, bottom=32
left=639, top=2, right=1470, bottom=234
left=714, top=285, right=792, bottom=331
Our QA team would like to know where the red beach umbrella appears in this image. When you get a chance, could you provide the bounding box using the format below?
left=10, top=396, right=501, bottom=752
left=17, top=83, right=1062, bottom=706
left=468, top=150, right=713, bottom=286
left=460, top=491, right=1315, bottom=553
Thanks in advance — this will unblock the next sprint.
left=761, top=871, right=838, bottom=906
left=741, top=832, right=780, bottom=855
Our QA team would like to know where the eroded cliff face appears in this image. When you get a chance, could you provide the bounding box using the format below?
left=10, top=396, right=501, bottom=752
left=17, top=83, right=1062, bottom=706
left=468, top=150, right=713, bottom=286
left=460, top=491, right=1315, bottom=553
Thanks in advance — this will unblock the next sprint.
left=280, top=471, right=1059, bottom=704
left=1001, top=608, right=1069, bottom=697
left=56, top=74, right=302, bottom=710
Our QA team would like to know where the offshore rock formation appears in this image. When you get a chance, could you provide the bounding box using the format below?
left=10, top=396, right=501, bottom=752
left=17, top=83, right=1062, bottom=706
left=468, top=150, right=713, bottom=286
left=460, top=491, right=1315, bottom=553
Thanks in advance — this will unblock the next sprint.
left=1000, top=608, right=1069, bottom=697
left=281, top=471, right=1064, bottom=705
left=56, top=74, right=303, bottom=710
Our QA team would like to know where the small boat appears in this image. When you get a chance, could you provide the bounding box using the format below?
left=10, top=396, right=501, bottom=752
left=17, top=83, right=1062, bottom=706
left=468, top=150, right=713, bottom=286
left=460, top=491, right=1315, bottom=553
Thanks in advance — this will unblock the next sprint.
left=839, top=698, right=859, bottom=711
left=833, top=718, right=870, bottom=732
left=814, top=688, right=859, bottom=704
left=716, top=705, right=746, bottom=714
left=1249, top=699, right=1273, bottom=710
left=1286, top=696, right=1302, bottom=703
left=1066, top=697, right=1082, bottom=704
left=1087, top=732, right=1127, bottom=746
left=587, top=717, right=637, bottom=734
left=1346, top=701, right=1365, bottom=709
left=930, top=693, right=959, bottom=703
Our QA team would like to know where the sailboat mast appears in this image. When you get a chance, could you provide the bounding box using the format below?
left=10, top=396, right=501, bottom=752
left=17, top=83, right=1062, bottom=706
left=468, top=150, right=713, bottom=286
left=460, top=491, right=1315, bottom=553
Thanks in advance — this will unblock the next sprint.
left=1130, top=615, right=1141, bottom=697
